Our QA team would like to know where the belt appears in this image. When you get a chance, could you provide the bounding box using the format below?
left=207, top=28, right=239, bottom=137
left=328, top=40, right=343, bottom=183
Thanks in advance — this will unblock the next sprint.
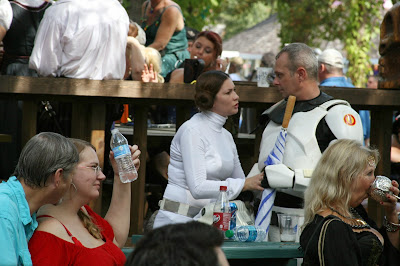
left=159, top=198, right=201, bottom=218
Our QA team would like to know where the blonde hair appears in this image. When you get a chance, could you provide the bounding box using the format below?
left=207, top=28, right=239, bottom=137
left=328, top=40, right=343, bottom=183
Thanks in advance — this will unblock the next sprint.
left=303, top=139, right=379, bottom=227
left=68, top=138, right=103, bottom=239
left=142, top=46, right=164, bottom=83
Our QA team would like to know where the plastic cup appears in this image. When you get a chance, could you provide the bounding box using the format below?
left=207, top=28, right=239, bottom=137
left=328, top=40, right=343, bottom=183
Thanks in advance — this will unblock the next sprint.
left=277, top=214, right=299, bottom=242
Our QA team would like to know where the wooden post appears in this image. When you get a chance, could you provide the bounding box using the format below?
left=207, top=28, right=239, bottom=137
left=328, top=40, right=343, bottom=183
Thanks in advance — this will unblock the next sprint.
left=71, top=103, right=106, bottom=215
left=21, top=100, right=37, bottom=147
left=368, top=107, right=392, bottom=226
left=130, top=104, right=148, bottom=234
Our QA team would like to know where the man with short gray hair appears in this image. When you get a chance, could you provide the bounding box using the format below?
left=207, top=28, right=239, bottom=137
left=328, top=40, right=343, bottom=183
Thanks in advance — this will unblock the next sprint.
left=254, top=43, right=363, bottom=240
left=0, top=132, right=79, bottom=265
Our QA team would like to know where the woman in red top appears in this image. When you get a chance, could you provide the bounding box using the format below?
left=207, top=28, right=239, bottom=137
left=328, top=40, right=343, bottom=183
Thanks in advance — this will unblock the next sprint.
left=28, top=139, right=141, bottom=265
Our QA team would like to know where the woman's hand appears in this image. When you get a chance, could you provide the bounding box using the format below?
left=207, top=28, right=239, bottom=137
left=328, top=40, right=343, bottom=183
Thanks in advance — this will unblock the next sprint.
left=215, top=56, right=229, bottom=73
left=242, top=172, right=264, bottom=192
left=382, top=180, right=400, bottom=220
left=109, top=145, right=141, bottom=176
left=141, top=63, right=159, bottom=83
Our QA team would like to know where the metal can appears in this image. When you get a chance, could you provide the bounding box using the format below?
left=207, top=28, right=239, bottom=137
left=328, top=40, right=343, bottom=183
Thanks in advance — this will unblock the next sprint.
left=229, top=202, right=238, bottom=230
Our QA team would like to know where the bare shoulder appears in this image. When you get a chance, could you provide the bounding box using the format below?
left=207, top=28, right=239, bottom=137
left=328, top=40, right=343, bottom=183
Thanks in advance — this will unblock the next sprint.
left=36, top=206, right=72, bottom=241
left=169, top=68, right=184, bottom=83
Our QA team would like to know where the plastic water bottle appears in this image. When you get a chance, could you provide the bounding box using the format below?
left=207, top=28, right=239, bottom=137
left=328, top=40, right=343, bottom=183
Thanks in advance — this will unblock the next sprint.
left=225, top=225, right=267, bottom=242
left=110, top=128, right=138, bottom=183
left=213, top=186, right=231, bottom=233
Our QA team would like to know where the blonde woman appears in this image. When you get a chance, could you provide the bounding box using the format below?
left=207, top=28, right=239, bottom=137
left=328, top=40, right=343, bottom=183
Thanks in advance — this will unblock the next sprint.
left=300, top=139, right=400, bottom=265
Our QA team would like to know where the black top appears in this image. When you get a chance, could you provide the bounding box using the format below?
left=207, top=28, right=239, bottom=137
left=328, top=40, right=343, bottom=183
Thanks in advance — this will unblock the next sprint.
left=300, top=205, right=400, bottom=266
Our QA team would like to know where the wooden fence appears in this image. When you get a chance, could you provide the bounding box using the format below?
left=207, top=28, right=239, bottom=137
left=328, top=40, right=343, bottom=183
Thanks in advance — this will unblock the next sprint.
left=1, top=75, right=399, bottom=234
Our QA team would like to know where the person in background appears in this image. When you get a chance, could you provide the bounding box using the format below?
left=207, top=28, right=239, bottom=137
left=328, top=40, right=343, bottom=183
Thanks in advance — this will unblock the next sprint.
left=361, top=74, right=379, bottom=146
left=248, top=51, right=276, bottom=82
left=141, top=0, right=190, bottom=77
left=153, top=71, right=264, bottom=228
left=317, top=48, right=371, bottom=146
left=29, top=0, right=129, bottom=80
left=126, top=221, right=229, bottom=266
left=390, top=113, right=400, bottom=184
left=228, top=57, right=244, bottom=81
left=186, top=26, right=199, bottom=53
left=0, top=0, right=51, bottom=178
left=301, top=139, right=400, bottom=265
left=0, top=132, right=79, bottom=265
left=124, top=21, right=147, bottom=81
left=29, top=139, right=141, bottom=265
left=166, top=31, right=228, bottom=83
left=367, top=74, right=379, bottom=89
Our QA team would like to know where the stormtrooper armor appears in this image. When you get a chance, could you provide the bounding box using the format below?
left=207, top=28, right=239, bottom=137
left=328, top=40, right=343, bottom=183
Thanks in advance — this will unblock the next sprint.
left=258, top=99, right=363, bottom=198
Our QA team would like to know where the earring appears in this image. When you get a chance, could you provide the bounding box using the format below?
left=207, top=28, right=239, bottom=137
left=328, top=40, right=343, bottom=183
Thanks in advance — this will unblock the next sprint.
left=71, top=183, right=78, bottom=193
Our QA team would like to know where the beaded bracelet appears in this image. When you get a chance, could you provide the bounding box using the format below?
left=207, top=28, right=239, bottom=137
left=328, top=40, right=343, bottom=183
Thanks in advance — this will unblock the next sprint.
left=383, top=216, right=400, bottom=232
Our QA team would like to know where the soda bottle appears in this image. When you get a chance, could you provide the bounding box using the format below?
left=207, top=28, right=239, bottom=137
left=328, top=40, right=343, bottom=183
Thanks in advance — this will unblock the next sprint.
left=225, top=225, right=267, bottom=242
left=213, top=186, right=231, bottom=233
left=110, top=128, right=138, bottom=183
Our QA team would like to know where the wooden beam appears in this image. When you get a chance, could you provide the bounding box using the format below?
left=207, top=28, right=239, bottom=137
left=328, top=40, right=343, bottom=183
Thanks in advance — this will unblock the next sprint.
left=130, top=105, right=148, bottom=234
left=21, top=100, right=37, bottom=147
left=368, top=107, right=393, bottom=226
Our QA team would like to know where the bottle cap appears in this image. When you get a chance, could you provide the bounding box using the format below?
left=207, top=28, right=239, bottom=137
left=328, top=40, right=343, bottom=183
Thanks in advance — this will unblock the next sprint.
left=225, top=230, right=234, bottom=238
left=220, top=186, right=227, bottom=191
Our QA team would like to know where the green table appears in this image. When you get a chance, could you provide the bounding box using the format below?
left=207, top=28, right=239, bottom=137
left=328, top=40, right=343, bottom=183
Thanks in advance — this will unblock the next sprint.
left=124, top=236, right=303, bottom=265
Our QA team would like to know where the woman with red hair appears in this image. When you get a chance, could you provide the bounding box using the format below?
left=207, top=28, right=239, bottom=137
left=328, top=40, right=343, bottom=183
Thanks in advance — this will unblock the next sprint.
left=167, top=30, right=228, bottom=83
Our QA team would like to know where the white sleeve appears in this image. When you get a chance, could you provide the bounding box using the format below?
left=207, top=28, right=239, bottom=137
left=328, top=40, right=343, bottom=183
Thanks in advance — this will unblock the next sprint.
left=29, top=16, right=63, bottom=77
left=0, top=0, right=12, bottom=30
left=180, top=128, right=245, bottom=200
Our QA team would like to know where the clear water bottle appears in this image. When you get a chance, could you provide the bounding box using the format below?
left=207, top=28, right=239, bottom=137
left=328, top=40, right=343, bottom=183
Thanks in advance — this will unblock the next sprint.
left=225, top=225, right=267, bottom=242
left=110, top=128, right=138, bottom=183
left=213, top=186, right=231, bottom=233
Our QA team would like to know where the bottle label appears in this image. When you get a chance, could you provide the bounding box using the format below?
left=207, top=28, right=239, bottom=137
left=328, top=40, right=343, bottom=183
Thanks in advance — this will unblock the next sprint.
left=213, top=212, right=231, bottom=231
left=247, top=226, right=257, bottom=242
left=112, top=144, right=130, bottom=159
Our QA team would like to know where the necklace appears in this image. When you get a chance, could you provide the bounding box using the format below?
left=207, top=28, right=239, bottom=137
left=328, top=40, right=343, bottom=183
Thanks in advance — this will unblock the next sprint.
left=328, top=206, right=371, bottom=229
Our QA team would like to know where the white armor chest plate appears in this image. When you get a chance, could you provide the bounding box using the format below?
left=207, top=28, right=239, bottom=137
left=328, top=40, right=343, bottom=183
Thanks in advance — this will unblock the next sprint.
left=258, top=107, right=327, bottom=172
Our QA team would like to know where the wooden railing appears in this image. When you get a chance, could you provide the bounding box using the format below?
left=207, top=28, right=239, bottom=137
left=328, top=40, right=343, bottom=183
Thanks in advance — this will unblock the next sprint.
left=1, top=75, right=399, bottom=233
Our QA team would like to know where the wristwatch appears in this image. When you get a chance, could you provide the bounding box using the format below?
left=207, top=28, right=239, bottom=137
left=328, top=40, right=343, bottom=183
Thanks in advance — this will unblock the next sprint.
left=383, top=215, right=400, bottom=232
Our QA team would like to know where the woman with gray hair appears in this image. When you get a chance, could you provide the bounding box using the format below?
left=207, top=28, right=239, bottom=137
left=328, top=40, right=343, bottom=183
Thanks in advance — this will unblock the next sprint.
left=0, top=132, right=79, bottom=265
left=300, top=139, right=400, bottom=265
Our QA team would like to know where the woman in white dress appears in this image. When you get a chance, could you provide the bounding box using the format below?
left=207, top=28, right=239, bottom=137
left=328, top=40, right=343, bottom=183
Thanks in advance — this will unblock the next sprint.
left=153, top=70, right=264, bottom=228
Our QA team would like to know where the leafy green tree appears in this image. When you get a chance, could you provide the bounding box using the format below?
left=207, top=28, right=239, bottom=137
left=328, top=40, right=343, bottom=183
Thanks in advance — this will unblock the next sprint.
left=275, top=0, right=383, bottom=87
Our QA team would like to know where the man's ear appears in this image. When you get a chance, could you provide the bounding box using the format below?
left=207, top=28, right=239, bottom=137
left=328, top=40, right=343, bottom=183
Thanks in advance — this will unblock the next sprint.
left=297, top=67, right=307, bottom=82
left=319, top=63, right=325, bottom=73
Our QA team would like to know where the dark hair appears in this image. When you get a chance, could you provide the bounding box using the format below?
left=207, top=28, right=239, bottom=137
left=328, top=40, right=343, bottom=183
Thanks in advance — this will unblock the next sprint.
left=126, top=221, right=224, bottom=266
left=194, top=70, right=230, bottom=111
left=196, top=31, right=223, bottom=58
left=186, top=26, right=199, bottom=42
left=13, top=132, right=79, bottom=188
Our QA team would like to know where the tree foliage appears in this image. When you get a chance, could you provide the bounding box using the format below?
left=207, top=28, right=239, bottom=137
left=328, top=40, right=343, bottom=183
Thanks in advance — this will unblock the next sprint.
left=275, top=0, right=383, bottom=87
